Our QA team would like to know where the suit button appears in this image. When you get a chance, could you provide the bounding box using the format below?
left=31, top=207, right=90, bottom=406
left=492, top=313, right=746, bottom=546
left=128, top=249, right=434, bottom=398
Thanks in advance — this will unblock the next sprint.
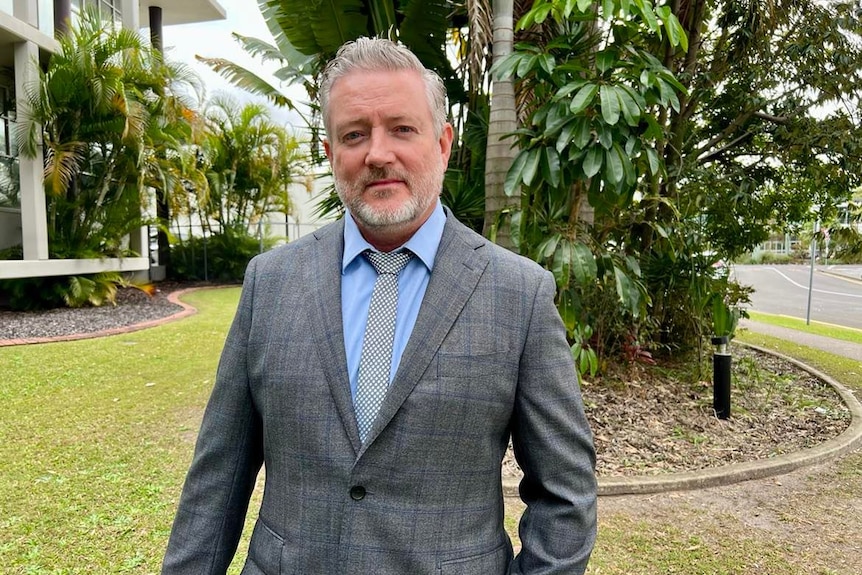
left=349, top=486, right=366, bottom=500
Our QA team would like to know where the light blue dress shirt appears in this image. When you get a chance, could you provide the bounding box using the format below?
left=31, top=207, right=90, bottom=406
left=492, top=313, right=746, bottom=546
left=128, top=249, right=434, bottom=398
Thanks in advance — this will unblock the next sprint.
left=341, top=201, right=446, bottom=400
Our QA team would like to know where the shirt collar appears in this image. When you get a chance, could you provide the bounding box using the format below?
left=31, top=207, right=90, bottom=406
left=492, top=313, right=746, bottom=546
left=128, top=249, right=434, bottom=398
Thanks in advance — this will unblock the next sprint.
left=342, top=200, right=446, bottom=273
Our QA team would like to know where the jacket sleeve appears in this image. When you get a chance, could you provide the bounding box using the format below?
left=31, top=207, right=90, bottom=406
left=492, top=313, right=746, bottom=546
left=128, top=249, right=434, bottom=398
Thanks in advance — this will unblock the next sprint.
left=162, top=258, right=264, bottom=574
left=508, top=270, right=598, bottom=575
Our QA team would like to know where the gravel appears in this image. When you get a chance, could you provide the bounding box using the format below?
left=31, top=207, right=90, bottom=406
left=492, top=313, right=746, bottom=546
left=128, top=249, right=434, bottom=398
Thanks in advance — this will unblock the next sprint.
left=0, top=283, right=186, bottom=341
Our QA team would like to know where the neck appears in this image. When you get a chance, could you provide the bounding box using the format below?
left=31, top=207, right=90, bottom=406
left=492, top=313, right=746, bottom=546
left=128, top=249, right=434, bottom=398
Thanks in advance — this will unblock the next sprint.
left=358, top=222, right=420, bottom=252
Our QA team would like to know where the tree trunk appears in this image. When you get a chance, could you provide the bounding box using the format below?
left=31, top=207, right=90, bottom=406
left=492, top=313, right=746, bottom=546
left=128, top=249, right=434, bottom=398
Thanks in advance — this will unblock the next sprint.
left=482, top=0, right=519, bottom=251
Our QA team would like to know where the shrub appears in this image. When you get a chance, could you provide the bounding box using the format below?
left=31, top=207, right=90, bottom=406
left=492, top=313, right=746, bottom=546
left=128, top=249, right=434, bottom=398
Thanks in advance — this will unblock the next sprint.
left=169, top=229, right=277, bottom=282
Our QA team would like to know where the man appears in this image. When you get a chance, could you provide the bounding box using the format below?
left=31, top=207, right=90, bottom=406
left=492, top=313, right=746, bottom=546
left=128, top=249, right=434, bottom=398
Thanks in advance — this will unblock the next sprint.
left=162, top=37, right=597, bottom=574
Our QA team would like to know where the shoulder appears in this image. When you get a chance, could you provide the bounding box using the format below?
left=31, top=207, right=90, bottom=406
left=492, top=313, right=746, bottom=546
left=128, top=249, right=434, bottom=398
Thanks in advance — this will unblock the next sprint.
left=250, top=219, right=343, bottom=271
left=443, top=215, right=549, bottom=282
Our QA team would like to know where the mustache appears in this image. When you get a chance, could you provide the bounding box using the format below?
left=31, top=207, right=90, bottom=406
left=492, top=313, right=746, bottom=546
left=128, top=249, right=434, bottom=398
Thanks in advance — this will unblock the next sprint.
left=358, top=168, right=410, bottom=187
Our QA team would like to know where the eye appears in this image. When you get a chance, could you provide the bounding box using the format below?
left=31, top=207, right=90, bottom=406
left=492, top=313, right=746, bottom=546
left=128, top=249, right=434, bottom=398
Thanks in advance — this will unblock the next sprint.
left=394, top=125, right=417, bottom=134
left=341, top=131, right=364, bottom=143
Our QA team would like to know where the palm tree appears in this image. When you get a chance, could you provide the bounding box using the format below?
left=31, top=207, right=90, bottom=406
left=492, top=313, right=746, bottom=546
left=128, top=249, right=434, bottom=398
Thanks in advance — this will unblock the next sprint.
left=16, top=6, right=190, bottom=260
left=481, top=0, right=518, bottom=249
left=200, top=95, right=304, bottom=233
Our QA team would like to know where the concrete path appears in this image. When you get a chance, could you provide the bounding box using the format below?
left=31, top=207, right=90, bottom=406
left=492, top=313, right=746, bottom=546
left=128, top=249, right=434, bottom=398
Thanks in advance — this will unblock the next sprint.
left=739, top=319, right=862, bottom=363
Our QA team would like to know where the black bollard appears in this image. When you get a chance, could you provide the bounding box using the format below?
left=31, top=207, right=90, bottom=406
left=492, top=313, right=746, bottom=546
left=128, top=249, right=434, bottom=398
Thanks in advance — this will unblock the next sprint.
left=711, top=336, right=731, bottom=419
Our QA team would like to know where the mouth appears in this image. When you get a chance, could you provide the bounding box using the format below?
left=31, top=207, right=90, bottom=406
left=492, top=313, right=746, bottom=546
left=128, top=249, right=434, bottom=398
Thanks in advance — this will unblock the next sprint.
left=366, top=178, right=405, bottom=189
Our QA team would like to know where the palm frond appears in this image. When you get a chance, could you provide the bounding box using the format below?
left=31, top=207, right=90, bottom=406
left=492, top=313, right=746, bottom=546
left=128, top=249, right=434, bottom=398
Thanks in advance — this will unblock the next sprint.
left=308, top=0, right=370, bottom=54
left=197, top=56, right=298, bottom=110
left=467, top=0, right=493, bottom=91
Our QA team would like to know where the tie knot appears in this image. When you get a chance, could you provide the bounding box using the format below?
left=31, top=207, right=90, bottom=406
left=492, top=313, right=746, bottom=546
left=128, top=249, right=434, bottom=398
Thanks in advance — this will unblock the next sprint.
left=365, top=249, right=413, bottom=276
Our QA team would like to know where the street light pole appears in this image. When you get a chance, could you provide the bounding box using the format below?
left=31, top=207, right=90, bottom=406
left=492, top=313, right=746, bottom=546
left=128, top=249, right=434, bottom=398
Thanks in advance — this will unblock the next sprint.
left=806, top=219, right=820, bottom=325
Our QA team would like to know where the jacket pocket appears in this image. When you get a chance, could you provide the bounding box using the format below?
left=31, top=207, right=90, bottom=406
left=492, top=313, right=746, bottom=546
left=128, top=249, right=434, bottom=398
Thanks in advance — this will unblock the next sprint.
left=437, top=350, right=513, bottom=378
left=243, top=517, right=284, bottom=574
left=439, top=541, right=511, bottom=575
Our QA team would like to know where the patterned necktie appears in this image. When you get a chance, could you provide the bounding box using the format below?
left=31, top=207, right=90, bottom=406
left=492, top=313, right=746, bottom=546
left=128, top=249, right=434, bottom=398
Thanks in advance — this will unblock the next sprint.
left=354, top=249, right=414, bottom=443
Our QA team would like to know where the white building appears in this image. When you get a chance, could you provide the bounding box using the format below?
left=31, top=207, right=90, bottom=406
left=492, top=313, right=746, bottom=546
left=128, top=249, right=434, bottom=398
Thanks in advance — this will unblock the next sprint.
left=0, top=0, right=226, bottom=281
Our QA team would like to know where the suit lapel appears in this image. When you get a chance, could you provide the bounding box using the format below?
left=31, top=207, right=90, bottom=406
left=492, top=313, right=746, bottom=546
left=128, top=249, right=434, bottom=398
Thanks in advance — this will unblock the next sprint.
left=360, top=215, right=490, bottom=450
left=307, top=220, right=363, bottom=454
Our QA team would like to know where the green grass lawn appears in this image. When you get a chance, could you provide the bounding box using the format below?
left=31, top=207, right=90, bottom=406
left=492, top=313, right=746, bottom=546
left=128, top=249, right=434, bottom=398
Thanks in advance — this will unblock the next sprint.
left=0, top=288, right=242, bottom=574
left=1, top=289, right=859, bottom=573
left=747, top=310, right=862, bottom=346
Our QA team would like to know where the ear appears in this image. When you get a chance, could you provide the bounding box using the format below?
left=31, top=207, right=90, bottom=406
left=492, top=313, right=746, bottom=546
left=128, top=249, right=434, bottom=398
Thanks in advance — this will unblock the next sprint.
left=438, top=123, right=454, bottom=168
left=323, top=138, right=332, bottom=162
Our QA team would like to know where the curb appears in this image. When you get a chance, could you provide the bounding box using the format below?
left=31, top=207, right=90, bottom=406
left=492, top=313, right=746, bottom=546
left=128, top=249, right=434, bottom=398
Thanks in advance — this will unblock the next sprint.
left=0, top=287, right=208, bottom=347
left=503, top=342, right=862, bottom=497
left=819, top=269, right=862, bottom=286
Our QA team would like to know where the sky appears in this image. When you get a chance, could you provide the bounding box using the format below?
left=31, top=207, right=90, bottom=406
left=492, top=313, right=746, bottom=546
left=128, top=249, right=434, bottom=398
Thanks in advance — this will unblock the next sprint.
left=157, top=0, right=307, bottom=129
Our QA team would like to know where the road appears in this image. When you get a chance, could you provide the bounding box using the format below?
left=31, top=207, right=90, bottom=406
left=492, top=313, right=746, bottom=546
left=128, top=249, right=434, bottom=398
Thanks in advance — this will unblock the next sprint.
left=731, top=265, right=862, bottom=330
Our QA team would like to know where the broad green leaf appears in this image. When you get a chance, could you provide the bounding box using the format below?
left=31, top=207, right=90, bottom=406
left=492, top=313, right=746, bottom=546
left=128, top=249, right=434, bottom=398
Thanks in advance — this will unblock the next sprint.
left=553, top=239, right=572, bottom=288
left=646, top=147, right=659, bottom=175
left=634, top=0, right=660, bottom=32
left=573, top=117, right=592, bottom=148
left=643, top=115, right=663, bottom=140
left=571, top=242, right=598, bottom=285
left=664, top=13, right=680, bottom=47
left=658, top=69, right=688, bottom=94
left=602, top=0, right=615, bottom=19
left=558, top=289, right=577, bottom=333
left=657, top=79, right=680, bottom=111
left=619, top=84, right=647, bottom=109
left=625, top=254, right=642, bottom=277
left=640, top=69, right=652, bottom=87
left=583, top=145, right=603, bottom=178
left=556, top=118, right=579, bottom=153
left=596, top=123, right=613, bottom=149
left=616, top=143, right=636, bottom=186
left=570, top=83, right=598, bottom=115
left=490, top=53, right=522, bottom=80
left=509, top=210, right=522, bottom=249
left=533, top=2, right=553, bottom=24
left=604, top=146, right=624, bottom=185
left=664, top=12, right=688, bottom=52
left=596, top=50, right=616, bottom=74
left=614, top=266, right=638, bottom=315
left=600, top=85, right=621, bottom=125
left=522, top=148, right=542, bottom=186
left=555, top=79, right=588, bottom=99
left=577, top=0, right=593, bottom=12
left=569, top=146, right=587, bottom=163
left=539, top=54, right=555, bottom=75
left=517, top=54, right=538, bottom=78
left=504, top=149, right=529, bottom=196
left=537, top=233, right=561, bottom=260
left=546, top=103, right=570, bottom=135
left=541, top=147, right=562, bottom=188
left=616, top=86, right=642, bottom=126
left=532, top=105, right=549, bottom=127
left=598, top=253, right=614, bottom=277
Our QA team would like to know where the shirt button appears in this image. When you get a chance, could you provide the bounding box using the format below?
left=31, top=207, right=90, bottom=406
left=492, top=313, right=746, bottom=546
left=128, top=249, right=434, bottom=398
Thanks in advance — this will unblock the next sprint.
left=349, top=485, right=366, bottom=500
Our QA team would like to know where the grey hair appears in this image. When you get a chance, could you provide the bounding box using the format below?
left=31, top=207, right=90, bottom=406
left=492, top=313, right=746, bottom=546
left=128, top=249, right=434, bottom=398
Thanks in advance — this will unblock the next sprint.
left=319, top=37, right=448, bottom=138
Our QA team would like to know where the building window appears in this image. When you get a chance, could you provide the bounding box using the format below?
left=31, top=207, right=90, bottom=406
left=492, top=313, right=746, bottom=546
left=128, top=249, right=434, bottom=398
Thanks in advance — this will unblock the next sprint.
left=0, top=83, right=18, bottom=209
left=72, top=0, right=121, bottom=24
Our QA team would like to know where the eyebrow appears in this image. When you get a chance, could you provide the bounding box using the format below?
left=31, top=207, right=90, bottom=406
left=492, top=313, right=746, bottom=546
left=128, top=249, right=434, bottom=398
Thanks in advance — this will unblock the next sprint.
left=336, top=114, right=421, bottom=132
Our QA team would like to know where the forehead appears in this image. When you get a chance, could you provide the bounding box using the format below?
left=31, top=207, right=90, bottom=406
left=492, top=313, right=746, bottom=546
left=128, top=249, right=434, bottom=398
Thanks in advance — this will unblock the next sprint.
left=328, top=69, right=432, bottom=127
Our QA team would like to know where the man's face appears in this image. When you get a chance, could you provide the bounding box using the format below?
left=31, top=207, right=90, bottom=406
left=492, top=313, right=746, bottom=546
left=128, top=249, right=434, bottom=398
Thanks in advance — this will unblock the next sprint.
left=323, top=69, right=453, bottom=243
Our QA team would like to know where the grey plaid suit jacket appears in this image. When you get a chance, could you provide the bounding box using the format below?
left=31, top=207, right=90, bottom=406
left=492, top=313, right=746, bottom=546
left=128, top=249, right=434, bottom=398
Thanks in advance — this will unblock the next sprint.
left=162, top=212, right=597, bottom=575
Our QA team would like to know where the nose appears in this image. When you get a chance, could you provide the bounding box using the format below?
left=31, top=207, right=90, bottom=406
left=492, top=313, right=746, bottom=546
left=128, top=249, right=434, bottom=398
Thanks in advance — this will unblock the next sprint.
left=364, top=129, right=395, bottom=167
